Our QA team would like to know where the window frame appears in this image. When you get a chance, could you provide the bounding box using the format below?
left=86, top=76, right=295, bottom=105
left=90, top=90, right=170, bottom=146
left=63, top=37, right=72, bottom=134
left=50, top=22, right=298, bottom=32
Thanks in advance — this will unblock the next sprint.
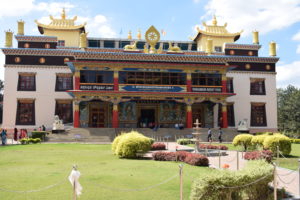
left=17, top=73, right=36, bottom=91
left=55, top=74, right=73, bottom=91
left=250, top=78, right=266, bottom=95
left=55, top=100, right=73, bottom=124
left=250, top=103, right=267, bottom=127
left=16, top=99, right=35, bottom=125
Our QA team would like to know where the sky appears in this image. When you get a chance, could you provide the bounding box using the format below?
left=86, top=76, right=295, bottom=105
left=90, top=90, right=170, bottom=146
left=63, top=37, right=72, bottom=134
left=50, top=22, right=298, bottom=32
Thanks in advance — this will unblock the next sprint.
left=0, top=0, right=300, bottom=88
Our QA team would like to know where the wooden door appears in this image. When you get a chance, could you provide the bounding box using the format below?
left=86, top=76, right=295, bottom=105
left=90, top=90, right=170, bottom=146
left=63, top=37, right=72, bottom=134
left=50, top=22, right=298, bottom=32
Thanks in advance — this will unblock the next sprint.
left=90, top=108, right=105, bottom=128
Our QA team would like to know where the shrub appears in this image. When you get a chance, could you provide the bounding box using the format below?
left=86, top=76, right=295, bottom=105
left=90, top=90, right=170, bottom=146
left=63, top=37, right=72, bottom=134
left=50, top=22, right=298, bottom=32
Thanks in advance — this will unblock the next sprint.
left=112, top=131, right=152, bottom=158
left=176, top=151, right=190, bottom=162
left=31, top=138, right=41, bottom=144
left=199, top=144, right=228, bottom=150
left=290, top=139, right=300, bottom=144
left=152, top=152, right=177, bottom=161
left=232, top=134, right=253, bottom=151
left=149, top=138, right=155, bottom=145
left=31, top=131, right=47, bottom=140
left=263, top=134, right=291, bottom=155
left=251, top=135, right=269, bottom=147
left=184, top=154, right=209, bottom=166
left=151, top=143, right=166, bottom=151
left=20, top=138, right=29, bottom=145
left=255, top=132, right=274, bottom=136
left=112, top=134, right=123, bottom=153
left=190, top=160, right=274, bottom=200
left=177, top=138, right=193, bottom=145
left=244, top=150, right=273, bottom=162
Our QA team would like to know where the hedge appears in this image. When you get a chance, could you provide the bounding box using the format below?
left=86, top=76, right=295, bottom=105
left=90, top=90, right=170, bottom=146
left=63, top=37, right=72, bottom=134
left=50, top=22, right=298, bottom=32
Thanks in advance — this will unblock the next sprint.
left=244, top=150, right=273, bottom=163
left=199, top=144, right=228, bottom=150
left=152, top=151, right=209, bottom=166
left=177, top=138, right=193, bottom=145
left=31, top=131, right=47, bottom=140
left=251, top=135, right=268, bottom=147
left=190, top=160, right=274, bottom=200
left=112, top=131, right=152, bottom=158
left=151, top=143, right=166, bottom=151
left=232, top=134, right=254, bottom=151
left=263, top=134, right=291, bottom=155
left=290, top=139, right=300, bottom=144
left=20, top=138, right=41, bottom=145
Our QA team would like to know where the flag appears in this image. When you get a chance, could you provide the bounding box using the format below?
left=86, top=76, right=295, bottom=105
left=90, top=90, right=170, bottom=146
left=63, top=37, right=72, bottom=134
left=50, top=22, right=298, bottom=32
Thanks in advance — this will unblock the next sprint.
left=161, top=29, right=166, bottom=36
left=69, top=168, right=82, bottom=196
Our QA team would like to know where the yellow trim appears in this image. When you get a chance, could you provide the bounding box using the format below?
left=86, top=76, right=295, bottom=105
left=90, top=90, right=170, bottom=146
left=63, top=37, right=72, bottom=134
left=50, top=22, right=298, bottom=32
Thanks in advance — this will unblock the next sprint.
left=74, top=104, right=79, bottom=111
left=114, top=71, right=119, bottom=79
left=113, top=104, right=118, bottom=111
left=222, top=105, right=227, bottom=112
left=187, top=105, right=192, bottom=112
left=222, top=76, right=227, bottom=81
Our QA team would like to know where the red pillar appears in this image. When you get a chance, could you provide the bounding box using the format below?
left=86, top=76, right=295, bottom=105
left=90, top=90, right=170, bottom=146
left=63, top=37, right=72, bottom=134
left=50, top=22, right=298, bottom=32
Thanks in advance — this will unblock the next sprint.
left=222, top=75, right=227, bottom=93
left=112, top=104, right=119, bottom=128
left=75, top=71, right=80, bottom=90
left=222, top=105, right=228, bottom=128
left=113, top=71, right=119, bottom=91
left=74, top=103, right=80, bottom=128
left=187, top=73, right=192, bottom=92
left=186, top=105, right=193, bottom=128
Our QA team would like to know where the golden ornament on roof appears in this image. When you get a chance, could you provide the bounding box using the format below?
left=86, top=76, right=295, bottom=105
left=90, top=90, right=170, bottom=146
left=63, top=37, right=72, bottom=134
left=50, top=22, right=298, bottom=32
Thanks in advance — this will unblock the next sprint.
left=145, top=25, right=160, bottom=53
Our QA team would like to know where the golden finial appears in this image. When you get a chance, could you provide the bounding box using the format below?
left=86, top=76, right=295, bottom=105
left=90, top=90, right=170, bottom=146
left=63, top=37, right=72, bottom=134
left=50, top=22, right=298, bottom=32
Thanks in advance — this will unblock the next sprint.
left=5, top=29, right=13, bottom=48
left=137, top=29, right=141, bottom=40
left=252, top=30, right=259, bottom=44
left=80, top=32, right=88, bottom=49
left=17, top=20, right=25, bottom=35
left=128, top=30, right=132, bottom=40
left=61, top=8, right=66, bottom=19
left=212, top=15, right=217, bottom=26
left=269, top=41, right=276, bottom=57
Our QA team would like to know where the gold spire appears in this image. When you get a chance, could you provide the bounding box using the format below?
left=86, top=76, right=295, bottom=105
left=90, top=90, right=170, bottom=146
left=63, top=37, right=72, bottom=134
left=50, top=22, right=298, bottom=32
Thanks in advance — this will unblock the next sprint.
left=212, top=15, right=217, bottom=26
left=128, top=30, right=132, bottom=39
left=137, top=29, right=141, bottom=40
left=17, top=20, right=25, bottom=35
left=5, top=30, right=13, bottom=48
left=61, top=8, right=66, bottom=19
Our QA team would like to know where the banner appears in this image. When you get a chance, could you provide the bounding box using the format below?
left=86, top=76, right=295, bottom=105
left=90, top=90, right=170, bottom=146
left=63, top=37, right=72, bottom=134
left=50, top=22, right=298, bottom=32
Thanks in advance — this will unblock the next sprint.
left=79, top=85, right=114, bottom=91
left=120, top=85, right=186, bottom=92
left=191, top=87, right=222, bottom=93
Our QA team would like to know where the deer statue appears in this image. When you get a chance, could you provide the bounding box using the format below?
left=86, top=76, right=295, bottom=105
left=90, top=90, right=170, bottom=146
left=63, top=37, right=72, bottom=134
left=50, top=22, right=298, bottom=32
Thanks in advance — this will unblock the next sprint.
left=168, top=42, right=181, bottom=52
left=124, top=41, right=138, bottom=50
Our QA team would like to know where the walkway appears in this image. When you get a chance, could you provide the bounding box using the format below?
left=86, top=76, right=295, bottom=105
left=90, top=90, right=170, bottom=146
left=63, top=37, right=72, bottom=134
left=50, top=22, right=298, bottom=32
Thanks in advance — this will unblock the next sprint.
left=165, top=142, right=300, bottom=199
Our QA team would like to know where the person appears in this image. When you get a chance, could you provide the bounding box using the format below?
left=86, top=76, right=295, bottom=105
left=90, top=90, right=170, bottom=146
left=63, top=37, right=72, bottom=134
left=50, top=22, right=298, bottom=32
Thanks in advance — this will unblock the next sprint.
left=208, top=128, right=212, bottom=143
left=13, top=128, right=18, bottom=142
left=1, top=129, right=7, bottom=145
left=42, top=125, right=46, bottom=131
left=218, top=128, right=223, bottom=143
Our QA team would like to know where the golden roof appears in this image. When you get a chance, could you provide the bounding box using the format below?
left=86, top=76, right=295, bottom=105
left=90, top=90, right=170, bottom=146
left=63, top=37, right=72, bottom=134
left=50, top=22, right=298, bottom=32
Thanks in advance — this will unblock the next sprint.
left=35, top=8, right=86, bottom=32
left=192, top=15, right=243, bottom=41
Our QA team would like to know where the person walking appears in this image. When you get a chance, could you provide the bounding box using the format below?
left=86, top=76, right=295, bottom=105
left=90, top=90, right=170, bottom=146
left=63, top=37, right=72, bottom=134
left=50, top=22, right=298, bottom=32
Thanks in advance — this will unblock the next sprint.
left=218, top=128, right=223, bottom=143
left=1, top=129, right=7, bottom=145
left=13, top=128, right=18, bottom=142
left=207, top=128, right=212, bottom=143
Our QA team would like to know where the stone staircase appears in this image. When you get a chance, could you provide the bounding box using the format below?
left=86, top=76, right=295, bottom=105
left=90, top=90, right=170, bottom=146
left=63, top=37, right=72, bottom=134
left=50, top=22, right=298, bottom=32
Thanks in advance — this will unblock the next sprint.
left=46, top=128, right=240, bottom=143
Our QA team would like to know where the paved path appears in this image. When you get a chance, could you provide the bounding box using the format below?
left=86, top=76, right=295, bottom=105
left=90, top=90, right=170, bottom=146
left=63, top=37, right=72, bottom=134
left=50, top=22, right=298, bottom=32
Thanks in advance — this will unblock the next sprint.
left=165, top=142, right=300, bottom=199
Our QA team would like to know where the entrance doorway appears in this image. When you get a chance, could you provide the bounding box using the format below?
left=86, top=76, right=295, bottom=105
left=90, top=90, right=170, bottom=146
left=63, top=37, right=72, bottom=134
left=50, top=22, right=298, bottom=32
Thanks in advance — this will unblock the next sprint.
left=89, top=107, right=105, bottom=128
left=193, top=107, right=204, bottom=127
left=139, top=109, right=155, bottom=128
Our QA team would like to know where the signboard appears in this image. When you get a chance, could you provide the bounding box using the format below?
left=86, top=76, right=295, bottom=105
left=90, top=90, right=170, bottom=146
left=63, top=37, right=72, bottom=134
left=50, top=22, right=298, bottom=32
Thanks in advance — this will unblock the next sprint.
left=80, top=85, right=114, bottom=91
left=122, top=68, right=183, bottom=73
left=120, top=85, right=186, bottom=92
left=192, top=87, right=222, bottom=93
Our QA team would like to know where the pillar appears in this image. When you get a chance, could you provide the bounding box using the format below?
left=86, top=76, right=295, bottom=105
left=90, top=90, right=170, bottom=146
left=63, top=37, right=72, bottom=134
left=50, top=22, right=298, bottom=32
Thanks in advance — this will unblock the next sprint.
left=213, top=103, right=219, bottom=128
left=222, top=75, right=227, bottom=93
left=113, top=71, right=119, bottom=91
left=222, top=104, right=228, bottom=128
left=112, top=103, right=119, bottom=128
left=74, top=70, right=80, bottom=90
left=186, top=72, right=192, bottom=92
left=74, top=101, right=80, bottom=128
left=186, top=104, right=193, bottom=128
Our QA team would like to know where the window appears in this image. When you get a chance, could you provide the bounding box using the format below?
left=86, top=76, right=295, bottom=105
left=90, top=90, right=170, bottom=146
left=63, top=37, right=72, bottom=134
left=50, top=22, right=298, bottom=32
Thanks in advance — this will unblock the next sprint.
left=104, top=40, right=115, bottom=48
left=16, top=99, right=35, bottom=125
left=55, top=74, right=73, bottom=91
left=58, top=40, right=65, bottom=46
left=227, top=78, right=234, bottom=93
left=251, top=103, right=267, bottom=126
left=227, top=104, right=235, bottom=126
left=214, top=46, right=222, bottom=52
left=192, top=73, right=221, bottom=86
left=88, top=40, right=100, bottom=48
left=118, top=71, right=186, bottom=85
left=17, top=73, right=36, bottom=91
left=250, top=79, right=265, bottom=95
left=80, top=71, right=113, bottom=83
left=55, top=100, right=73, bottom=124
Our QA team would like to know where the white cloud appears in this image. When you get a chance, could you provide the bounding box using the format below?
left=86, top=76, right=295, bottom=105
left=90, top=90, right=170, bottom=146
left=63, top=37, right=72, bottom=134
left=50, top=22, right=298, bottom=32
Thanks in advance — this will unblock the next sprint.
left=292, top=30, right=300, bottom=41
left=81, top=15, right=116, bottom=38
left=277, top=61, right=300, bottom=88
left=193, top=0, right=201, bottom=3
left=297, top=45, right=300, bottom=54
left=203, top=0, right=300, bottom=36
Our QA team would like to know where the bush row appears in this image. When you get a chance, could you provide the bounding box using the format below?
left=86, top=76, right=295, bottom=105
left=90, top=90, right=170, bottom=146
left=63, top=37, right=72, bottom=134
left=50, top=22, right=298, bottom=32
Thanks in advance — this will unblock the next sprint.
left=243, top=150, right=273, bottom=162
left=31, top=131, right=47, bottom=140
left=176, top=138, right=194, bottom=145
left=199, top=144, right=228, bottom=150
left=151, top=143, right=166, bottom=150
left=112, top=131, right=152, bottom=158
left=20, top=138, right=41, bottom=145
left=152, top=151, right=209, bottom=166
left=290, top=139, right=300, bottom=144
left=190, top=160, right=274, bottom=200
left=233, top=133, right=292, bottom=155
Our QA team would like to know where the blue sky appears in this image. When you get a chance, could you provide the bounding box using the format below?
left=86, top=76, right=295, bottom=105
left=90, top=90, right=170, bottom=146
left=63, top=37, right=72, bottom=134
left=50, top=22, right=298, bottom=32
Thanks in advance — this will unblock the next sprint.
left=0, top=0, right=300, bottom=88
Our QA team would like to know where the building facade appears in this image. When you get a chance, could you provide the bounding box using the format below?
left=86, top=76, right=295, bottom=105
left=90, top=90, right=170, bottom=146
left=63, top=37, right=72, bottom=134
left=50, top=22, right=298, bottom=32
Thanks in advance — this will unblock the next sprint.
left=1, top=10, right=279, bottom=132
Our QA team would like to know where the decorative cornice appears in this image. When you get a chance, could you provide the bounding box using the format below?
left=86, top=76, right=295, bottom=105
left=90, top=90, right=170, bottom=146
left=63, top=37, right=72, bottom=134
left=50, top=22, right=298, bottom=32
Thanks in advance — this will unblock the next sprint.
left=15, top=35, right=57, bottom=43
left=1, top=48, right=74, bottom=56
left=4, top=64, right=70, bottom=69
left=226, top=71, right=277, bottom=75
left=225, top=43, right=261, bottom=50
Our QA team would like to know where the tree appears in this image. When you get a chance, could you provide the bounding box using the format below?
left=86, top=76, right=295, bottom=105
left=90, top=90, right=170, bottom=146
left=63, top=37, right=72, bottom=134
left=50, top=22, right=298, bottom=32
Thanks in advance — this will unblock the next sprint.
left=277, top=85, right=300, bottom=137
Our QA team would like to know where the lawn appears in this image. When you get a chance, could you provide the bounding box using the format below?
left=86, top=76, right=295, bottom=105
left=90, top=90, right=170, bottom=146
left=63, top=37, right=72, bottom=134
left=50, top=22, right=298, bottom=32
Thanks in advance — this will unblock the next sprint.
left=275, top=144, right=300, bottom=170
left=0, top=144, right=213, bottom=200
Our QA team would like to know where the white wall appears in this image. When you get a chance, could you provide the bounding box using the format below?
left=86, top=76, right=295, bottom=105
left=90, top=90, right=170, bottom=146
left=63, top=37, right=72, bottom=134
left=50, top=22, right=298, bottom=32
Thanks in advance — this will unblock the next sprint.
left=226, top=71, right=277, bottom=131
left=2, top=65, right=73, bottom=130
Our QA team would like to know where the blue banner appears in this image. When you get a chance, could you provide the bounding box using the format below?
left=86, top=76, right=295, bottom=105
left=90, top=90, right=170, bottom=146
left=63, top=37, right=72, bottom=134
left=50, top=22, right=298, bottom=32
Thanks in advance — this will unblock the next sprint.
left=120, top=85, right=185, bottom=92
left=122, top=68, right=183, bottom=72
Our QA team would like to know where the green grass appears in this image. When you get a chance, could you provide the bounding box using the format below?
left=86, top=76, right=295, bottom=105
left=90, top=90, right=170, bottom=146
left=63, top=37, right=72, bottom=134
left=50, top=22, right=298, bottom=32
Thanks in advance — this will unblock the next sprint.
left=275, top=144, right=300, bottom=170
left=0, top=144, right=213, bottom=200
